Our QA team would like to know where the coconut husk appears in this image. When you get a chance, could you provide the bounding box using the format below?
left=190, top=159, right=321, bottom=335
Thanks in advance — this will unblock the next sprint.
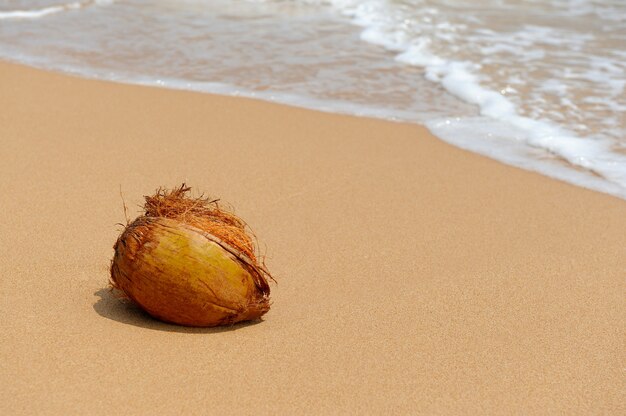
left=110, top=184, right=272, bottom=327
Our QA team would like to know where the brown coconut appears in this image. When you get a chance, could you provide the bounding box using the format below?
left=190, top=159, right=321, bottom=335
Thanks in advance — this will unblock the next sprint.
left=110, top=184, right=272, bottom=327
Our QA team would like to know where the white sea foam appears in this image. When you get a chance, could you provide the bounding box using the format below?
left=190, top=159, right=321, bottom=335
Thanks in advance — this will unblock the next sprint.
left=0, top=2, right=82, bottom=19
left=426, top=116, right=626, bottom=198
left=0, top=0, right=114, bottom=20
left=409, top=58, right=626, bottom=189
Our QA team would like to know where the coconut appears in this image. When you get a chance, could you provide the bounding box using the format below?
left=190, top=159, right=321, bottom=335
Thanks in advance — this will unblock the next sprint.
left=110, top=184, right=271, bottom=327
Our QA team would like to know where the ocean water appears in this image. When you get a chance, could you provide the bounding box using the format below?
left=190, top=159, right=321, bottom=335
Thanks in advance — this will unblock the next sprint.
left=1, top=0, right=625, bottom=199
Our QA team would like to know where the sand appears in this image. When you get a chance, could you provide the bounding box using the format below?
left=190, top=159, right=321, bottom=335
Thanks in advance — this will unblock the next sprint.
left=0, top=61, right=624, bottom=415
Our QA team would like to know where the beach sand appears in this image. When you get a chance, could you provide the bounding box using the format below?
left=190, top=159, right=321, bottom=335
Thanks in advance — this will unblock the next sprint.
left=0, top=61, right=624, bottom=415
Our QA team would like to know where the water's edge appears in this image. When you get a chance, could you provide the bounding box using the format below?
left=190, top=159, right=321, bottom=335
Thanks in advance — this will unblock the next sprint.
left=3, top=56, right=625, bottom=201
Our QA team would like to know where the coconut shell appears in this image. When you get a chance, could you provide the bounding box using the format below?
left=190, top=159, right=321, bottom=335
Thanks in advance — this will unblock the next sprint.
left=110, top=185, right=271, bottom=327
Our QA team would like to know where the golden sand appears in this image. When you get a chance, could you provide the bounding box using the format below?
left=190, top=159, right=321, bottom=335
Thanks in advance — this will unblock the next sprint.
left=0, top=61, right=624, bottom=414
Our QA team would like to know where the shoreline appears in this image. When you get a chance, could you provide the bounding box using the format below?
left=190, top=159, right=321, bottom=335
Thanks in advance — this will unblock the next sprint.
left=1, top=55, right=624, bottom=201
left=1, top=61, right=624, bottom=414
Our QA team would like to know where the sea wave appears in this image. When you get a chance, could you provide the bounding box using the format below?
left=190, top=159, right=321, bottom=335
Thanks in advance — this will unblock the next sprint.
left=0, top=0, right=624, bottom=199
left=0, top=0, right=114, bottom=20
left=301, top=0, right=626, bottom=198
left=0, top=3, right=81, bottom=19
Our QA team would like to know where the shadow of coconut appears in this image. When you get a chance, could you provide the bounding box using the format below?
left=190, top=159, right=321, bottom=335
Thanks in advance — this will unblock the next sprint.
left=92, top=288, right=263, bottom=333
